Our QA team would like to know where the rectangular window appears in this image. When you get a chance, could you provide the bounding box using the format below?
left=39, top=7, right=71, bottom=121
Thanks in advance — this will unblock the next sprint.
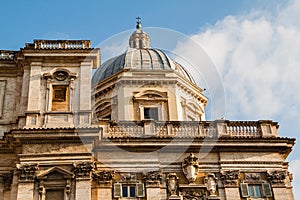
left=114, top=183, right=145, bottom=198
left=248, top=185, right=262, bottom=198
left=240, top=183, right=272, bottom=198
left=144, top=107, right=158, bottom=120
left=52, top=85, right=69, bottom=111
left=45, top=189, right=64, bottom=200
left=122, top=185, right=135, bottom=197
left=53, top=86, right=67, bottom=102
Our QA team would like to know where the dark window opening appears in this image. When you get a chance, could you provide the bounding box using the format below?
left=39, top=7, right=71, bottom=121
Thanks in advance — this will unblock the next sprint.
left=248, top=185, right=262, bottom=198
left=144, top=107, right=158, bottom=120
left=45, top=189, right=64, bottom=200
left=52, top=85, right=69, bottom=111
left=53, top=86, right=67, bottom=102
left=122, top=185, right=135, bottom=197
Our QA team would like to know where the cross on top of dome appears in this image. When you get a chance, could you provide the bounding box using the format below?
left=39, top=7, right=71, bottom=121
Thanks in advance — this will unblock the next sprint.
left=136, top=16, right=142, bottom=29
left=129, top=17, right=150, bottom=49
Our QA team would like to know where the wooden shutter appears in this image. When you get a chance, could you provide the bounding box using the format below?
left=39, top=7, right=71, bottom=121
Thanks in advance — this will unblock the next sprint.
left=136, top=183, right=145, bottom=197
left=262, top=183, right=272, bottom=197
left=240, top=183, right=249, bottom=197
left=114, top=183, right=122, bottom=198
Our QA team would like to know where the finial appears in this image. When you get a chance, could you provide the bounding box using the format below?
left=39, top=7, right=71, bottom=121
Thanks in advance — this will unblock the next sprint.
left=136, top=16, right=142, bottom=29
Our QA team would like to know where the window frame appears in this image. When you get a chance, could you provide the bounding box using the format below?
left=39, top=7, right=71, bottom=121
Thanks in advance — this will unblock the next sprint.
left=240, top=183, right=272, bottom=198
left=114, top=183, right=145, bottom=198
left=51, top=84, right=69, bottom=111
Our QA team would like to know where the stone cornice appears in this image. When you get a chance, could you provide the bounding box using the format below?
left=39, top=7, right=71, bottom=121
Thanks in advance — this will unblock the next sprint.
left=93, top=70, right=208, bottom=103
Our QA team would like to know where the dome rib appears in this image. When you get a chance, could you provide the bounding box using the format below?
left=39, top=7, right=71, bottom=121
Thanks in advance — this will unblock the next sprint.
left=146, top=49, right=153, bottom=70
left=151, top=49, right=164, bottom=70
left=92, top=48, right=196, bottom=85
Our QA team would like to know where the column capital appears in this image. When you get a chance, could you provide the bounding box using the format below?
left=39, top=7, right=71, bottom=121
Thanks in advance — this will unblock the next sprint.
left=16, top=164, right=39, bottom=182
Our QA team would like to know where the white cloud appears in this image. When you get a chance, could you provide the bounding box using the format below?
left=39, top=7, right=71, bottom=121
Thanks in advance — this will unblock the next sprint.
left=179, top=0, right=300, bottom=121
left=290, top=160, right=300, bottom=198
left=175, top=0, right=300, bottom=195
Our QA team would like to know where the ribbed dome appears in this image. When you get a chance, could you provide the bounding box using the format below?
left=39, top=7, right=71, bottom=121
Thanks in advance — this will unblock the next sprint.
left=92, top=48, right=195, bottom=85
left=92, top=19, right=195, bottom=85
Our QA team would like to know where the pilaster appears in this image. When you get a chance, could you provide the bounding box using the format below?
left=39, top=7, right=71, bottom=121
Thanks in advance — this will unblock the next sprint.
left=74, top=162, right=94, bottom=200
left=27, top=62, right=42, bottom=111
left=221, top=170, right=240, bottom=200
left=16, top=164, right=38, bottom=200
left=92, top=170, right=114, bottom=200
left=144, top=171, right=162, bottom=200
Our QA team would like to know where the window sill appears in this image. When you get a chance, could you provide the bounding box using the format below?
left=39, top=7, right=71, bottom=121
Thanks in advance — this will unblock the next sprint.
left=45, top=111, right=73, bottom=114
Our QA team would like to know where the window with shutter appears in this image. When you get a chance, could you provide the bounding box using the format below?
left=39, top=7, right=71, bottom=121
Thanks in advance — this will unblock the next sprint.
left=136, top=183, right=145, bottom=197
left=114, top=183, right=122, bottom=198
left=240, top=183, right=249, bottom=197
left=262, top=183, right=272, bottom=197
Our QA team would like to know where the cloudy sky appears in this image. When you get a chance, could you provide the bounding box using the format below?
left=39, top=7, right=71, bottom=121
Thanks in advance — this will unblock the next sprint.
left=1, top=0, right=299, bottom=197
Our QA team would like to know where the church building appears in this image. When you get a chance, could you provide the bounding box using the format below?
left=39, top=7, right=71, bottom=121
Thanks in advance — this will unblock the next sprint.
left=0, top=20, right=295, bottom=200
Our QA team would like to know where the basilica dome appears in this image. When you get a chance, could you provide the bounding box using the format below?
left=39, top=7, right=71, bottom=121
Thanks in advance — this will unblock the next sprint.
left=92, top=20, right=195, bottom=85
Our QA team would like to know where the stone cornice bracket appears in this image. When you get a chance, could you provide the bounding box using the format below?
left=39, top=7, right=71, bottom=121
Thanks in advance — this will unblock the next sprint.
left=267, top=170, right=286, bottom=185
left=143, top=171, right=163, bottom=187
left=16, top=164, right=39, bottom=182
left=73, top=162, right=95, bottom=179
left=92, top=170, right=115, bottom=184
left=221, top=170, right=240, bottom=187
left=182, top=153, right=199, bottom=184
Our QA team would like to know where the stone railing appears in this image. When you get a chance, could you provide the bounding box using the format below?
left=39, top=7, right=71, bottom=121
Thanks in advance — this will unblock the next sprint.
left=0, top=51, right=15, bottom=60
left=25, top=40, right=91, bottom=49
left=101, top=120, right=278, bottom=139
left=107, top=121, right=144, bottom=138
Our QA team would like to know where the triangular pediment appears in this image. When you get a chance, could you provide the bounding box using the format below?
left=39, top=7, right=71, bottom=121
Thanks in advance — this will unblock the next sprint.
left=37, top=167, right=74, bottom=179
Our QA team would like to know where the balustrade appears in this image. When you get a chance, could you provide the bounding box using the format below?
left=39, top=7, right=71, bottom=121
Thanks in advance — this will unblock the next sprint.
left=32, top=40, right=91, bottom=49
left=104, top=120, right=273, bottom=139
left=0, top=51, right=14, bottom=60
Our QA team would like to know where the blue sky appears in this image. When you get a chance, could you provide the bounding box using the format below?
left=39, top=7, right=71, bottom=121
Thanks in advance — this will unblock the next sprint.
left=0, top=0, right=284, bottom=49
left=1, top=0, right=300, bottom=197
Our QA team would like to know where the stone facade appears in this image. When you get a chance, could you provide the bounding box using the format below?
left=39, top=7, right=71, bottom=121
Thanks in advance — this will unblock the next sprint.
left=0, top=23, right=296, bottom=200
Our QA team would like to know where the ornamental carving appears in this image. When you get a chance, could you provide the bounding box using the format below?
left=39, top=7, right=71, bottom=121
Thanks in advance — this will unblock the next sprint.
left=181, top=189, right=207, bottom=200
left=221, top=170, right=240, bottom=186
left=53, top=71, right=68, bottom=81
left=167, top=173, right=179, bottom=196
left=205, top=173, right=218, bottom=196
left=1, top=173, right=13, bottom=190
left=244, top=172, right=260, bottom=181
left=17, top=164, right=39, bottom=182
left=120, top=173, right=136, bottom=182
left=267, top=170, right=286, bottom=185
left=73, top=162, right=95, bottom=178
left=93, top=170, right=115, bottom=183
left=143, top=171, right=162, bottom=186
left=182, top=153, right=199, bottom=183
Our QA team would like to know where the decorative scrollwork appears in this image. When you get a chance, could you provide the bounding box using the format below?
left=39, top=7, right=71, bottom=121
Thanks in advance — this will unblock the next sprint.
left=221, top=170, right=240, bottom=186
left=53, top=71, right=68, bottom=81
left=267, top=170, right=286, bottom=185
left=73, top=162, right=95, bottom=178
left=143, top=171, right=162, bottom=186
left=244, top=172, right=260, bottom=181
left=120, top=173, right=136, bottom=182
left=181, top=189, right=206, bottom=200
left=93, top=170, right=115, bottom=183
